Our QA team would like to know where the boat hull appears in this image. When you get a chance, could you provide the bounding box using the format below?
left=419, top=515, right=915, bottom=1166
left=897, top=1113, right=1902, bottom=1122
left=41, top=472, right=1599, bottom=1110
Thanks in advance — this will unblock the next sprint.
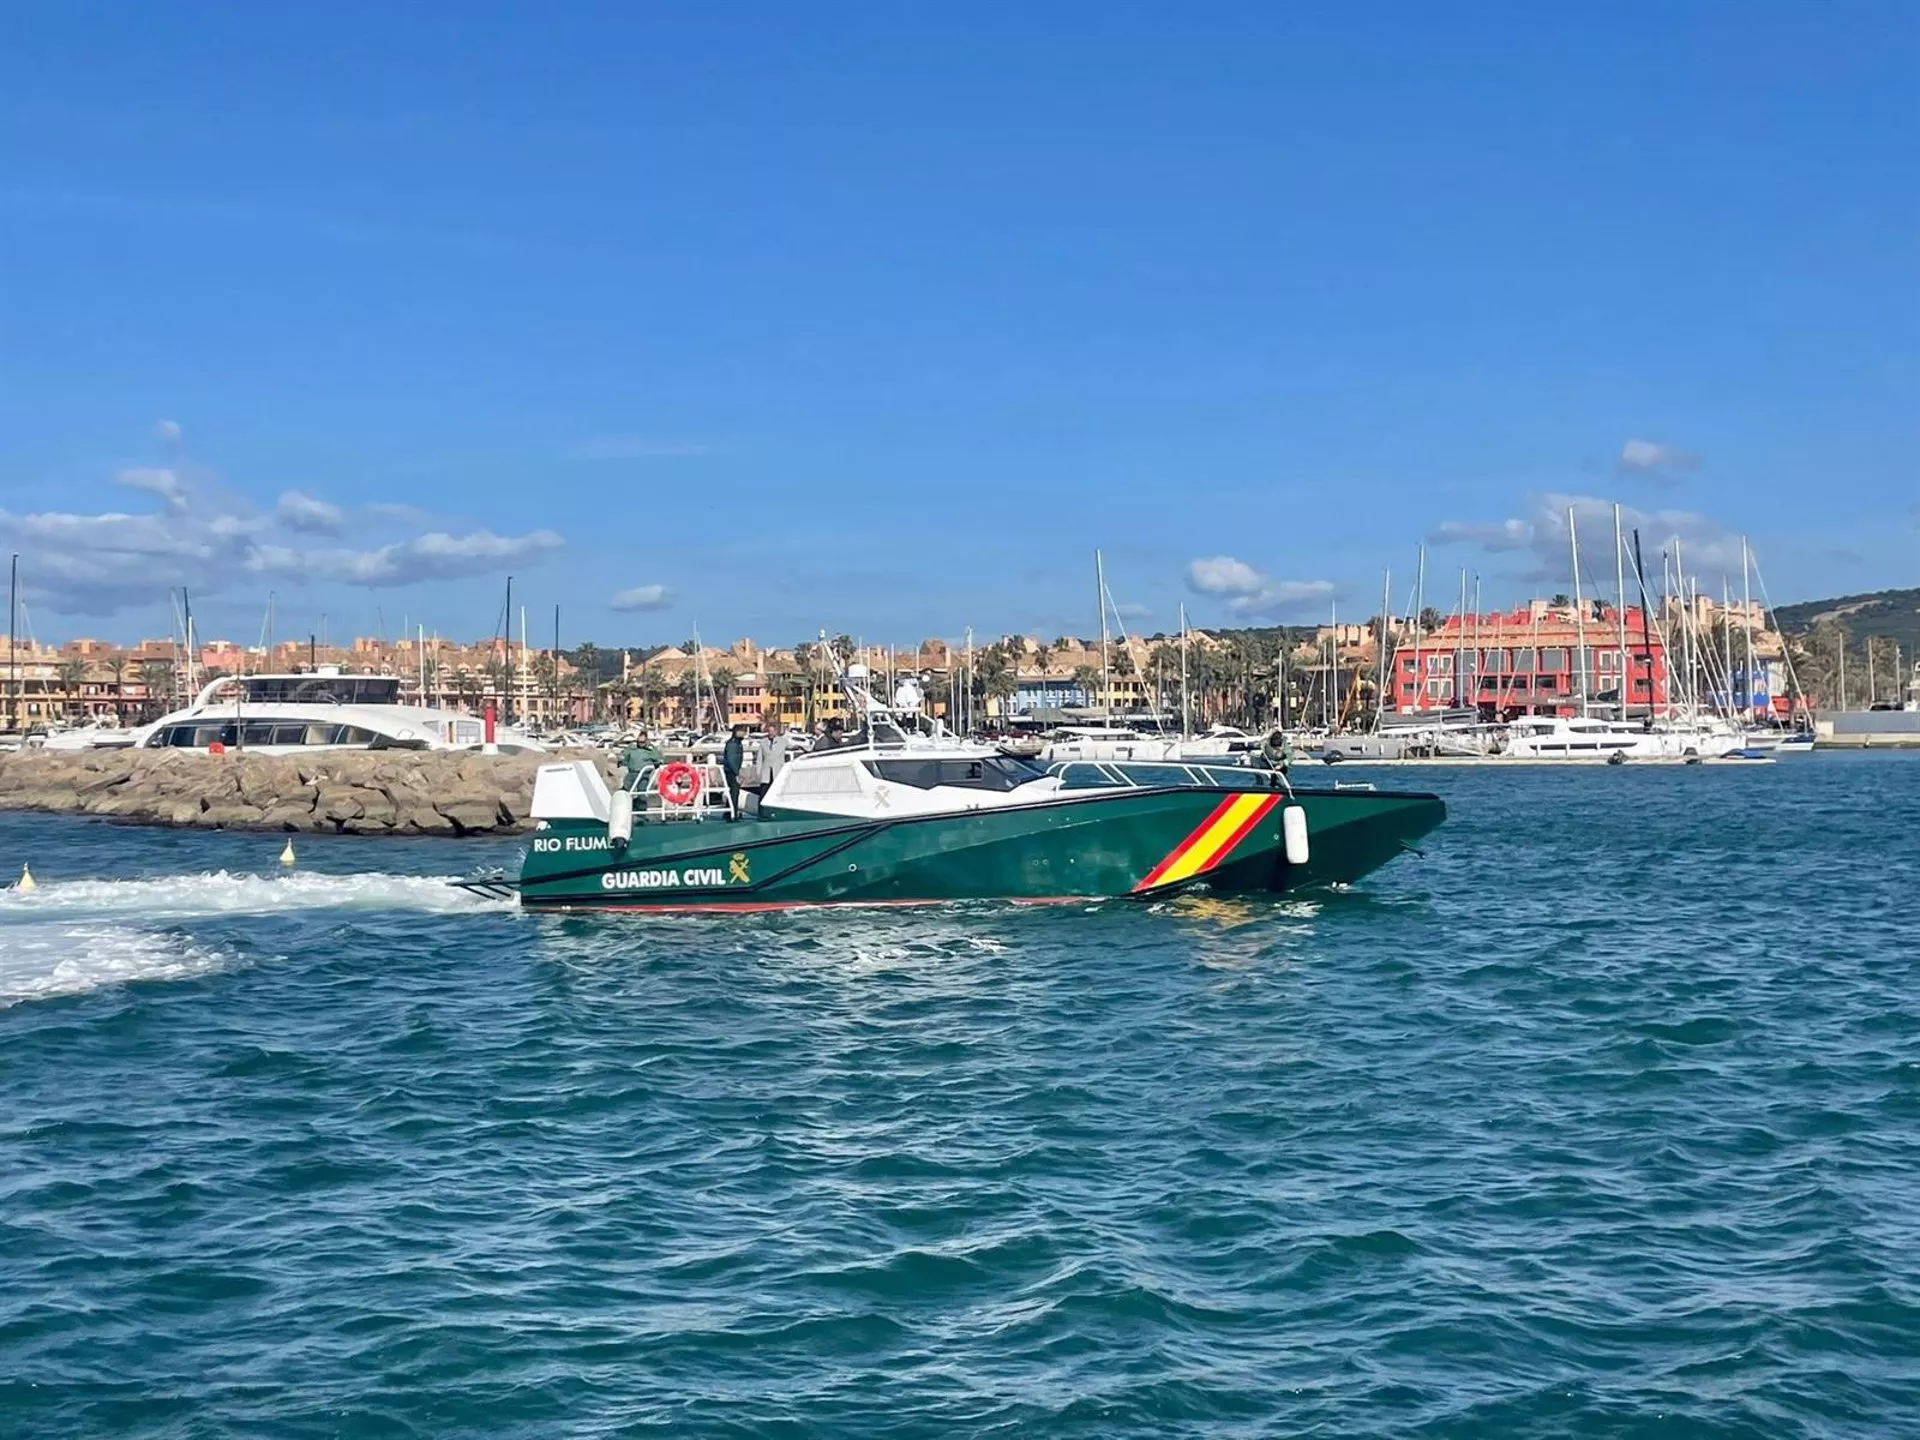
left=515, top=786, right=1445, bottom=911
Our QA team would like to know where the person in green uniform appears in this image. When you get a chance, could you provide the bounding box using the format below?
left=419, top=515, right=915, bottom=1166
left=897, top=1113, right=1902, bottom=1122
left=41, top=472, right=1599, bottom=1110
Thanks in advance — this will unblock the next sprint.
left=620, top=730, right=664, bottom=791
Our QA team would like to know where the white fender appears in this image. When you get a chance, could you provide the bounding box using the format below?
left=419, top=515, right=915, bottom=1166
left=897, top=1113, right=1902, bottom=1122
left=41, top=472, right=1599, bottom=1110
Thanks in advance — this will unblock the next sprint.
left=607, top=789, right=634, bottom=848
left=1282, top=803, right=1310, bottom=866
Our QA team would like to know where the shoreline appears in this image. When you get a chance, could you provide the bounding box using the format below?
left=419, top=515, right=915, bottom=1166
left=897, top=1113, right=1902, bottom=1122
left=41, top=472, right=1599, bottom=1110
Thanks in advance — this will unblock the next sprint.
left=0, top=747, right=618, bottom=836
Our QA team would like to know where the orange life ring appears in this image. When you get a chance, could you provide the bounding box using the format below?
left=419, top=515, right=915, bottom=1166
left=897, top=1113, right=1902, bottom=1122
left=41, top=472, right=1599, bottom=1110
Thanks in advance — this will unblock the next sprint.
left=656, top=761, right=702, bottom=807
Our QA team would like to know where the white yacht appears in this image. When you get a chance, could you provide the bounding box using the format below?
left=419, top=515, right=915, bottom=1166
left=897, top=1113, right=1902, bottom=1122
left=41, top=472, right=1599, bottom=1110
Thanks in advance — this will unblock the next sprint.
left=1504, top=714, right=1741, bottom=761
left=129, top=669, right=547, bottom=755
left=1041, top=722, right=1267, bottom=764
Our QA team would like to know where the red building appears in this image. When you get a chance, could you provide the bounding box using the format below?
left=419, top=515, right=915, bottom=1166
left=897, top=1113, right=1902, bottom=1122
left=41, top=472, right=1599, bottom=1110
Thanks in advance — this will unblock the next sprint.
left=1390, top=603, right=1670, bottom=718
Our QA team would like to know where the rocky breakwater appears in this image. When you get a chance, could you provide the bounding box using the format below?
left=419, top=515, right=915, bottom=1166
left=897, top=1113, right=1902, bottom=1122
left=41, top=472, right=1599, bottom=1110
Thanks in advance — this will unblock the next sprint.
left=0, top=747, right=619, bottom=835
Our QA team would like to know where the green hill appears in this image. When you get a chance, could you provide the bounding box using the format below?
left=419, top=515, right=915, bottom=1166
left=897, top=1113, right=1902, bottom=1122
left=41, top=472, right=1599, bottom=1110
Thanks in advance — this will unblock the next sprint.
left=1772, top=587, right=1920, bottom=655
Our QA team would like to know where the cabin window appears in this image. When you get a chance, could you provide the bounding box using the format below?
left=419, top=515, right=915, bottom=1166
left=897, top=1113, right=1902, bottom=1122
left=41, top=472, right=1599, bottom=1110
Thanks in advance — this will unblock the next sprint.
left=271, top=724, right=308, bottom=745
left=867, top=758, right=1045, bottom=792
left=240, top=723, right=278, bottom=746
left=303, top=723, right=338, bottom=746
left=1053, top=762, right=1124, bottom=789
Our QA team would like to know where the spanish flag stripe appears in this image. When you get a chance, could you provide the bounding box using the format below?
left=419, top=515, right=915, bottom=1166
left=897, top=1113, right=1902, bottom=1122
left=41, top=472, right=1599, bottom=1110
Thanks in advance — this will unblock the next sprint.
left=1135, top=796, right=1241, bottom=890
left=1135, top=793, right=1280, bottom=892
left=1197, top=794, right=1281, bottom=874
left=1161, top=794, right=1278, bottom=884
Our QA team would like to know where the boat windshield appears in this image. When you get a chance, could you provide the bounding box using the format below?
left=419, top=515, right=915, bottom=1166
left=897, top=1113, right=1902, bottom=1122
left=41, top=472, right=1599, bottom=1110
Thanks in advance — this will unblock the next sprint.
left=865, top=756, right=1047, bottom=792
left=238, top=675, right=402, bottom=705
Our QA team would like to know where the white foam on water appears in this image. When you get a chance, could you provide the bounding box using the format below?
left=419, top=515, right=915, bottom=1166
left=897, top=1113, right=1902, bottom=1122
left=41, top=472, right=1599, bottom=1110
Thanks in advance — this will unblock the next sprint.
left=0, top=869, right=511, bottom=922
left=0, top=922, right=232, bottom=1007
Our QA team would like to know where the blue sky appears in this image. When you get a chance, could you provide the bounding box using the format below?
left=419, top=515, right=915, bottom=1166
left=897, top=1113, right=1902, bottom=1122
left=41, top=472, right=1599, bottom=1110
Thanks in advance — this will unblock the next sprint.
left=1, top=2, right=1913, bottom=648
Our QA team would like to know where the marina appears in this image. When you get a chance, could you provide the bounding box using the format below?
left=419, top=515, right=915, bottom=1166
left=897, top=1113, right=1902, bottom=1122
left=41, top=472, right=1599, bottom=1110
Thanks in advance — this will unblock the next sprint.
left=3, top=4, right=1914, bottom=1435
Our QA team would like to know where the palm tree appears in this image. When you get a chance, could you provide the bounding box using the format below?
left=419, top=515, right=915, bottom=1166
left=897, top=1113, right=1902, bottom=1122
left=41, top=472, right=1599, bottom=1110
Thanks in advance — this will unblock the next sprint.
left=793, top=642, right=819, bottom=727
left=139, top=657, right=176, bottom=716
left=639, top=662, right=666, bottom=725
left=59, top=657, right=89, bottom=718
left=974, top=643, right=1016, bottom=726
left=921, top=668, right=952, bottom=721
left=106, top=655, right=129, bottom=720
left=483, top=655, right=509, bottom=717
left=1071, top=663, right=1102, bottom=712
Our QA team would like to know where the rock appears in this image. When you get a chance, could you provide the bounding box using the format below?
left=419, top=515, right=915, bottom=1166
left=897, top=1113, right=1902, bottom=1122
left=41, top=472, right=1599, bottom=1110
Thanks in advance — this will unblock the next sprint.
left=201, top=801, right=267, bottom=829
left=436, top=798, right=501, bottom=834
left=0, top=745, right=578, bottom=837
left=402, top=807, right=458, bottom=835
left=315, top=785, right=368, bottom=823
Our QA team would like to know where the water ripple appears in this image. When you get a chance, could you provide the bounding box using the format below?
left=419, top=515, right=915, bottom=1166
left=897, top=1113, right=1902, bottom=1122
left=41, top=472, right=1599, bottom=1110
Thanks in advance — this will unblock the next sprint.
left=0, top=761, right=1916, bottom=1436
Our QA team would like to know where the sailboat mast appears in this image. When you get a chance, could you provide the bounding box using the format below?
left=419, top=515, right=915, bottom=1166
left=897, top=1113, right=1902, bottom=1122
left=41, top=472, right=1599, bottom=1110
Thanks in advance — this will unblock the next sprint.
left=1096, top=549, right=1112, bottom=721
left=1377, top=568, right=1391, bottom=725
left=1470, top=575, right=1481, bottom=714
left=502, top=575, right=513, bottom=724
left=183, top=587, right=197, bottom=698
left=6, top=553, right=15, bottom=732
left=1741, top=538, right=1756, bottom=724
left=1455, top=569, right=1467, bottom=707
left=1673, top=538, right=1690, bottom=720
left=1326, top=598, right=1336, bottom=730
left=1631, top=529, right=1656, bottom=720
left=1412, top=544, right=1426, bottom=713
left=1568, top=507, right=1588, bottom=718
left=1613, top=504, right=1628, bottom=719
left=1178, top=603, right=1190, bottom=738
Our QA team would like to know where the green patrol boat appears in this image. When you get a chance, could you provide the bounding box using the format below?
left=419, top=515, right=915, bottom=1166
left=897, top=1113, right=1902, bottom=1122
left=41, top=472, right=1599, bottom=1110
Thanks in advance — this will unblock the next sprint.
left=481, top=728, right=1444, bottom=912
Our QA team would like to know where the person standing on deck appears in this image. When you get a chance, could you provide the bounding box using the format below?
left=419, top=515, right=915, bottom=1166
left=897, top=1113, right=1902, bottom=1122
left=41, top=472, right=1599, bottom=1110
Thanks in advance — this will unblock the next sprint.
left=721, top=724, right=748, bottom=818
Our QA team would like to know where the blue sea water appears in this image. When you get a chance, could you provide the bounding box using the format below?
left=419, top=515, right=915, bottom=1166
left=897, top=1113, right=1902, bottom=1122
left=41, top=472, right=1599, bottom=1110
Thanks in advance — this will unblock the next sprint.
left=0, top=756, right=1915, bottom=1438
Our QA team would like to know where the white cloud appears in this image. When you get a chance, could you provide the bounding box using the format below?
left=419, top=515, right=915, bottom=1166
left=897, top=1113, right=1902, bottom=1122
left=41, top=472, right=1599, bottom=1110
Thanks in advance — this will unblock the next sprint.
left=0, top=506, right=260, bottom=614
left=154, top=419, right=183, bottom=444
left=610, top=583, right=674, bottom=612
left=1185, top=557, right=1333, bottom=620
left=1436, top=493, right=1742, bottom=590
left=1186, top=556, right=1266, bottom=597
left=1428, top=518, right=1533, bottom=551
left=0, top=450, right=565, bottom=614
left=570, top=438, right=712, bottom=461
left=276, top=489, right=344, bottom=535
left=1618, top=438, right=1699, bottom=478
left=115, top=467, right=187, bottom=509
left=251, top=529, right=565, bottom=586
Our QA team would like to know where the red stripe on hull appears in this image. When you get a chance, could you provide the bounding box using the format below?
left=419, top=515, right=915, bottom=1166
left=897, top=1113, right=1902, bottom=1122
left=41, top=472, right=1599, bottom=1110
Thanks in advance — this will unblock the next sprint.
left=1195, top=795, right=1281, bottom=876
left=1134, top=795, right=1242, bottom=890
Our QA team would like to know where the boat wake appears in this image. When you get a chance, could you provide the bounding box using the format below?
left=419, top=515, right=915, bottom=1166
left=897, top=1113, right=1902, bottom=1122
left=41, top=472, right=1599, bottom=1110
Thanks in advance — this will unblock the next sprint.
left=0, top=922, right=233, bottom=1007
left=0, top=871, right=509, bottom=1008
left=0, top=869, right=510, bottom=922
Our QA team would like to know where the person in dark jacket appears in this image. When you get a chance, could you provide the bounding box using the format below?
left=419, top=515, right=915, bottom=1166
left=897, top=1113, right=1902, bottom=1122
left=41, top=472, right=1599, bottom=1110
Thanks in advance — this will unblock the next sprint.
left=721, top=724, right=747, bottom=818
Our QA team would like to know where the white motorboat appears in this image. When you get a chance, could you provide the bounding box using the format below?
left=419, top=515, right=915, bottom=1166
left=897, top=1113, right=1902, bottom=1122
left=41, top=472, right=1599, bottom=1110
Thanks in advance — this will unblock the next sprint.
left=1504, top=714, right=1741, bottom=760
left=38, top=717, right=141, bottom=751
left=128, top=669, right=547, bottom=756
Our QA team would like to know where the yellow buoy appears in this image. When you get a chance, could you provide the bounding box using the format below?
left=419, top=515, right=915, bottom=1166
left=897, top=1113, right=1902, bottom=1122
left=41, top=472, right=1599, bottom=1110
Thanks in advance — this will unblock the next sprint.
left=17, top=862, right=36, bottom=893
left=279, top=839, right=296, bottom=867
